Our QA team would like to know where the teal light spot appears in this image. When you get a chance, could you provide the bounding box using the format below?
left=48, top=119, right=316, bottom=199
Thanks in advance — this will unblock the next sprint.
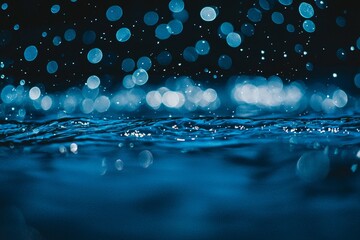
left=299, top=2, right=314, bottom=18
left=87, top=48, right=103, bottom=64
left=106, top=5, right=123, bottom=21
left=302, top=19, right=315, bottom=33
left=116, top=28, right=131, bottom=42
left=24, top=45, right=38, bottom=62
left=144, top=11, right=159, bottom=26
left=51, top=4, right=60, bottom=14
left=47, top=61, right=58, bottom=74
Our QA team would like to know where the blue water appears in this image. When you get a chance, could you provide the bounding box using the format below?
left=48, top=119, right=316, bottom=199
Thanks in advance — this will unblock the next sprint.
left=1, top=116, right=360, bottom=239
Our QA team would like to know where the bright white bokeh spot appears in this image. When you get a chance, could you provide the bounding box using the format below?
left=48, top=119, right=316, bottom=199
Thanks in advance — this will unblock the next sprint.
left=70, top=143, right=78, bottom=154
left=24, top=45, right=38, bottom=62
left=195, top=40, right=210, bottom=55
left=51, top=4, right=60, bottom=14
left=299, top=2, right=314, bottom=18
left=155, top=24, right=171, bottom=40
left=41, top=96, right=53, bottom=111
left=29, top=87, right=41, bottom=100
left=226, top=32, right=242, bottom=48
left=168, top=0, right=184, bottom=13
left=46, top=60, right=58, bottom=74
left=87, top=75, right=101, bottom=89
left=247, top=8, right=262, bottom=22
left=137, top=56, right=152, bottom=71
left=303, top=20, right=315, bottom=33
left=167, top=19, right=183, bottom=35
left=332, top=89, right=348, bottom=108
left=218, top=54, right=232, bottom=70
left=200, top=7, right=217, bottom=22
left=144, top=11, right=159, bottom=26
left=116, top=28, right=131, bottom=42
left=122, top=58, right=135, bottom=72
left=271, top=12, right=284, bottom=24
left=133, top=69, right=149, bottom=85
left=64, top=28, right=76, bottom=41
left=162, top=91, right=180, bottom=108
left=106, top=5, right=123, bottom=21
left=146, top=91, right=162, bottom=109
left=87, top=48, right=103, bottom=64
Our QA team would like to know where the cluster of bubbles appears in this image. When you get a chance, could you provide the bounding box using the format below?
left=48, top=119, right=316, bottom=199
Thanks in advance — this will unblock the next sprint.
left=1, top=73, right=355, bottom=120
left=231, top=75, right=307, bottom=115
left=1, top=0, right=360, bottom=119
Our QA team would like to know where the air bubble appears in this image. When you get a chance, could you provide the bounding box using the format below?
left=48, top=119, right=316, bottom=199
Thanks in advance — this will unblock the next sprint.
left=302, top=20, right=315, bottom=33
left=226, top=32, right=242, bottom=48
left=200, top=6, right=217, bottom=22
left=87, top=48, right=103, bottom=64
left=116, top=28, right=131, bottom=42
left=51, top=4, right=60, bottom=14
left=299, top=2, right=314, bottom=18
left=133, top=69, right=149, bottom=85
left=106, top=5, right=123, bottom=22
left=46, top=61, right=58, bottom=74
left=24, top=45, right=38, bottom=62
left=87, top=75, right=101, bottom=89
left=271, top=12, right=284, bottom=24
left=247, top=8, right=262, bottom=22
left=64, top=28, right=76, bottom=42
left=144, top=11, right=159, bottom=26
left=122, top=58, right=135, bottom=72
left=168, top=0, right=184, bottom=13
left=195, top=40, right=210, bottom=55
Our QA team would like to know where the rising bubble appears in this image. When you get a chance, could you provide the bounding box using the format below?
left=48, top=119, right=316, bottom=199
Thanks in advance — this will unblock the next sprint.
left=106, top=5, right=123, bottom=21
left=87, top=48, right=103, bottom=64
left=24, top=45, right=38, bottom=62
left=200, top=6, right=217, bottom=22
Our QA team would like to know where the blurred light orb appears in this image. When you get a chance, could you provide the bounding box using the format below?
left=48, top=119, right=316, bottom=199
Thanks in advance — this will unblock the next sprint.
left=200, top=7, right=217, bottom=22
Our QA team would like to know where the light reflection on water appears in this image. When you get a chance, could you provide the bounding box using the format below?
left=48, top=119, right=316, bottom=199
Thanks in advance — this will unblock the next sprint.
left=1, top=116, right=360, bottom=239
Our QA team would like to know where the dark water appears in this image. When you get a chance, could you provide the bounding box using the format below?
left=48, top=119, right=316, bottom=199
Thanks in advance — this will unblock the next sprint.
left=1, top=116, right=360, bottom=239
